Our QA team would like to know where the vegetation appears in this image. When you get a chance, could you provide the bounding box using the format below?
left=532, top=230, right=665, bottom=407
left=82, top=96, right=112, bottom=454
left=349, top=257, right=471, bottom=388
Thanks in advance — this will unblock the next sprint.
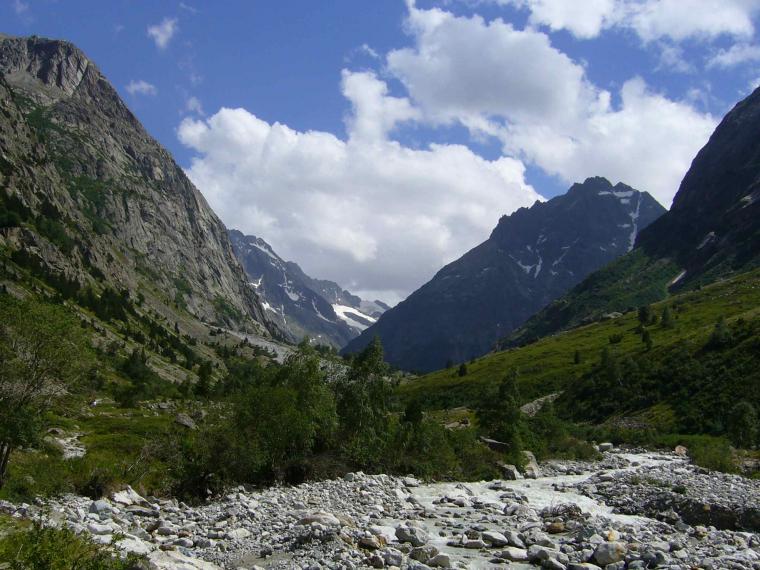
left=398, top=269, right=759, bottom=472
left=0, top=519, right=139, bottom=569
left=0, top=296, right=93, bottom=489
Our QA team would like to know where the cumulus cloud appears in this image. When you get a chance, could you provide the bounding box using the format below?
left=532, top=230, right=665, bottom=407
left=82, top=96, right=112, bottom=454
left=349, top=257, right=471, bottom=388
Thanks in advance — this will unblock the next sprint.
left=147, top=17, right=178, bottom=49
left=125, top=79, right=157, bottom=96
left=708, top=43, right=760, bottom=68
left=178, top=71, right=541, bottom=301
left=504, top=78, right=716, bottom=206
left=388, top=3, right=717, bottom=206
left=493, top=0, right=759, bottom=42
left=184, top=95, right=204, bottom=115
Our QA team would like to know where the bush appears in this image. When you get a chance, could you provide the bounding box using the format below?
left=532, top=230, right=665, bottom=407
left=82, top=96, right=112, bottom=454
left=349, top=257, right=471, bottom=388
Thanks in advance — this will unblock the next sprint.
left=685, top=436, right=736, bottom=473
left=608, top=332, right=624, bottom=344
left=0, top=522, right=140, bottom=569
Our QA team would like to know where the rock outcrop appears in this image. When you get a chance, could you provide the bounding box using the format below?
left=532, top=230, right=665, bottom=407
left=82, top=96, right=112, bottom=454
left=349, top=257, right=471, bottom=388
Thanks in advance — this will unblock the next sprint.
left=0, top=34, right=271, bottom=333
left=229, top=229, right=386, bottom=347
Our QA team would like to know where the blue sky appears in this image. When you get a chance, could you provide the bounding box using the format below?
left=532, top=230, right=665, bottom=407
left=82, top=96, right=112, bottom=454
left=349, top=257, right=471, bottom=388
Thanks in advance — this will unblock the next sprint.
left=5, top=0, right=760, bottom=301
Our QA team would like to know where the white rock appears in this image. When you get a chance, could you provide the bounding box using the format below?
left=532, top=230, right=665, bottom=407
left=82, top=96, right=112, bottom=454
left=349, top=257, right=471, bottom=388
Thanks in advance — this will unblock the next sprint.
left=227, top=528, right=251, bottom=540
left=112, top=486, right=148, bottom=507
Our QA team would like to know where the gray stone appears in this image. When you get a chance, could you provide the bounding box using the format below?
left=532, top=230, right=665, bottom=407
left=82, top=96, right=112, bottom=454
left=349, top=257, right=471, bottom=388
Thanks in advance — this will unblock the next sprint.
left=482, top=530, right=509, bottom=547
left=396, top=525, right=428, bottom=547
left=499, top=547, right=529, bottom=562
left=593, top=542, right=627, bottom=566
left=89, top=500, right=111, bottom=514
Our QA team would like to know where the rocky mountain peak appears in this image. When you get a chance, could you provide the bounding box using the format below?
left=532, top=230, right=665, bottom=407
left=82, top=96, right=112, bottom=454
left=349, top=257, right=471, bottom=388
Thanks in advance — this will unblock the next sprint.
left=0, top=35, right=92, bottom=100
left=0, top=35, right=272, bottom=333
left=228, top=229, right=387, bottom=347
left=344, top=180, right=665, bottom=372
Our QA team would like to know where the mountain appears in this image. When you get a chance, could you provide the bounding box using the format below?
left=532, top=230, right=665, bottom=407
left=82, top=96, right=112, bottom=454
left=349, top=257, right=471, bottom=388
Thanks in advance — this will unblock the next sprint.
left=509, top=86, right=760, bottom=346
left=0, top=35, right=272, bottom=334
left=229, top=230, right=387, bottom=347
left=343, top=178, right=665, bottom=372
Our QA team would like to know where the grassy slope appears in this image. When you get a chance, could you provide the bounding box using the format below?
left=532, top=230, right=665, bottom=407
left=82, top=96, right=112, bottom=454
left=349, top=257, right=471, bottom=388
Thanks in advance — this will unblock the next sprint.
left=505, top=249, right=681, bottom=347
left=399, top=268, right=760, bottom=411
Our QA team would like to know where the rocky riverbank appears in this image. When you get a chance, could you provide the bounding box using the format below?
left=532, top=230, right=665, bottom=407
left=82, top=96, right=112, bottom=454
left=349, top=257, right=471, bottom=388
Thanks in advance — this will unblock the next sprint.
left=1, top=449, right=758, bottom=569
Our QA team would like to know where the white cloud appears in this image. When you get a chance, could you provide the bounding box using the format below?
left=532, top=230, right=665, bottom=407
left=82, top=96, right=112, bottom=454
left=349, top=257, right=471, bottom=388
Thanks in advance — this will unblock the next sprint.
left=387, top=3, right=717, bottom=206
left=13, top=0, right=29, bottom=15
left=147, top=17, right=178, bottom=49
left=708, top=43, right=760, bottom=68
left=341, top=70, right=420, bottom=142
left=359, top=43, right=380, bottom=59
left=504, top=0, right=619, bottom=39
left=656, top=43, right=694, bottom=73
left=178, top=71, right=541, bottom=301
left=505, top=78, right=716, bottom=206
left=184, top=95, right=204, bottom=115
left=629, top=0, right=757, bottom=43
left=125, top=79, right=157, bottom=96
left=493, top=0, right=759, bottom=42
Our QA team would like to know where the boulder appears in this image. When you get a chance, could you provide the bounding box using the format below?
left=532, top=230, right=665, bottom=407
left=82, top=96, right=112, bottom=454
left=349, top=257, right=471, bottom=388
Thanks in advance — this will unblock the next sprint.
left=598, top=442, right=614, bottom=452
left=428, top=553, right=452, bottom=568
left=174, top=413, right=197, bottom=430
left=112, top=485, right=149, bottom=507
left=482, top=530, right=509, bottom=547
left=523, top=451, right=541, bottom=478
left=593, top=542, right=627, bottom=565
left=410, top=545, right=439, bottom=562
left=499, top=547, right=529, bottom=562
left=227, top=528, right=251, bottom=540
left=396, top=525, right=428, bottom=547
left=297, top=512, right=341, bottom=527
left=89, top=499, right=111, bottom=514
left=498, top=462, right=523, bottom=480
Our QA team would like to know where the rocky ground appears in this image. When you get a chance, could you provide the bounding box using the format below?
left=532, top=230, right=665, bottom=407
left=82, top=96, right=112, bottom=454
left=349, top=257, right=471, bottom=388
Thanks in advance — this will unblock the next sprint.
left=1, top=449, right=758, bottom=569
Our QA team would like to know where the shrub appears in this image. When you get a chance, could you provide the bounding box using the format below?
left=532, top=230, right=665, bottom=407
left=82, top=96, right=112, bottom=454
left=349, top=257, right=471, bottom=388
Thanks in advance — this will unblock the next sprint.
left=608, top=332, right=624, bottom=344
left=0, top=522, right=140, bottom=569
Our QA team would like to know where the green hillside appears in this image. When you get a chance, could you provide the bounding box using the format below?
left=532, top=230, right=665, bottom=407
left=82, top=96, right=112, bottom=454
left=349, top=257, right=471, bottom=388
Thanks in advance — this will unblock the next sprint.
left=400, top=269, right=760, bottom=427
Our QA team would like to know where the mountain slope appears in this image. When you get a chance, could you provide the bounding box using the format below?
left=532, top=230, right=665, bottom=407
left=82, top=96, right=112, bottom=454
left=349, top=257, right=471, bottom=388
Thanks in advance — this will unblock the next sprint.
left=343, top=178, right=664, bottom=372
left=229, top=230, right=386, bottom=347
left=398, top=269, right=760, bottom=432
left=509, top=85, right=760, bottom=346
left=0, top=35, right=271, bottom=333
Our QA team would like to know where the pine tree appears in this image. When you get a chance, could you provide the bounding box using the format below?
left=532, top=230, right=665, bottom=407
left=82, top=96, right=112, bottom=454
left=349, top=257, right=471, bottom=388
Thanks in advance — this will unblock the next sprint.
left=642, top=329, right=653, bottom=351
left=458, top=363, right=468, bottom=377
left=638, top=305, right=652, bottom=325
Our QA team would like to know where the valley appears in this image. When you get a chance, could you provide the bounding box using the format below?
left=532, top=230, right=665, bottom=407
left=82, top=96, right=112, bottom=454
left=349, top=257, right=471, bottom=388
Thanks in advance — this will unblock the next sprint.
left=0, top=21, right=759, bottom=570
left=3, top=448, right=758, bottom=569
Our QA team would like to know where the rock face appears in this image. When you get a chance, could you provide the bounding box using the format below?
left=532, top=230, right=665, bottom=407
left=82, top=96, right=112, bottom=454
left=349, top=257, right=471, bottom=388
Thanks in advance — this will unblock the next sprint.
left=0, top=35, right=271, bottom=333
left=511, top=86, right=760, bottom=344
left=344, top=178, right=664, bottom=372
left=229, top=229, right=387, bottom=347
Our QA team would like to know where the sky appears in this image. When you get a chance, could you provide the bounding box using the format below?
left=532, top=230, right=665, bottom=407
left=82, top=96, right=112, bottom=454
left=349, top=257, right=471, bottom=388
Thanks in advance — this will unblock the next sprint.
left=5, top=0, right=760, bottom=304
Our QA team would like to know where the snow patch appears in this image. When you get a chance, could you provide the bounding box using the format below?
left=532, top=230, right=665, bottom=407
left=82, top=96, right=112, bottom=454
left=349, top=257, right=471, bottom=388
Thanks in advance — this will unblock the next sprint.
left=668, top=270, right=687, bottom=287
left=332, top=304, right=377, bottom=331
left=697, top=231, right=716, bottom=250
left=284, top=288, right=301, bottom=302
left=599, top=190, right=634, bottom=198
left=311, top=299, right=332, bottom=322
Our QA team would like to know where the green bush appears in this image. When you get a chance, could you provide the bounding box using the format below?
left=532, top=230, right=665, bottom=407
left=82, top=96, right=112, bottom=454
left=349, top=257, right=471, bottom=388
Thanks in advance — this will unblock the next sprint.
left=0, top=522, right=140, bottom=569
